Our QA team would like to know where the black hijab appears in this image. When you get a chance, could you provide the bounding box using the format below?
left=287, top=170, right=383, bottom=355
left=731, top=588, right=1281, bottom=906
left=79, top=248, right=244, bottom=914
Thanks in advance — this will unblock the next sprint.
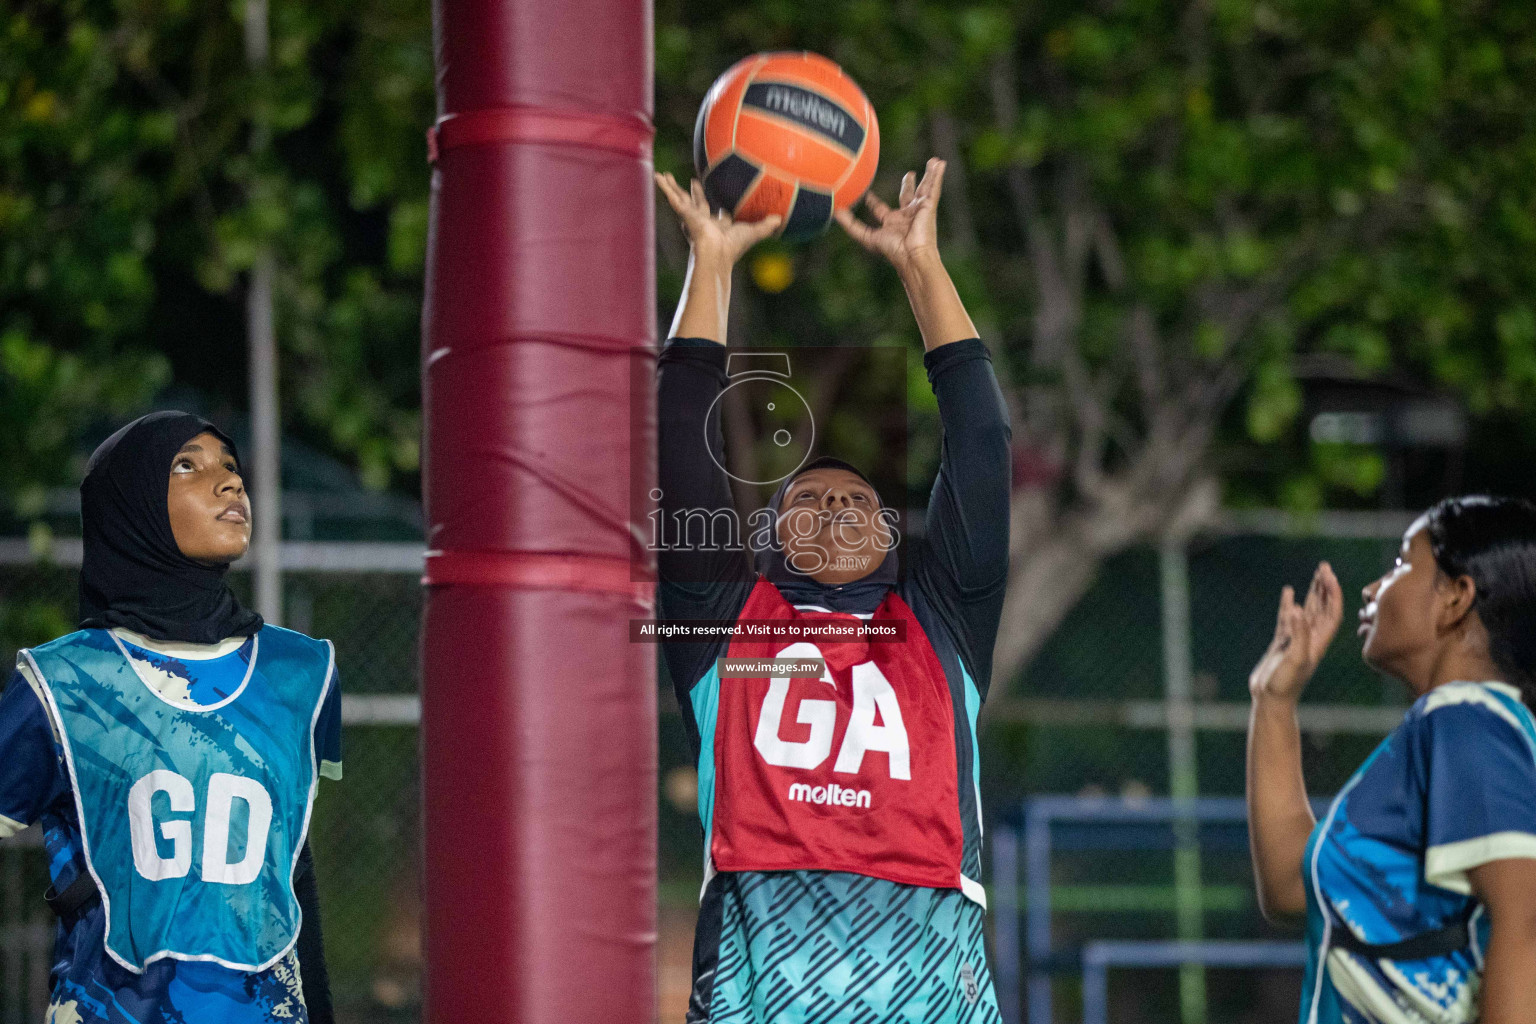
left=754, top=456, right=900, bottom=614
left=78, top=411, right=264, bottom=644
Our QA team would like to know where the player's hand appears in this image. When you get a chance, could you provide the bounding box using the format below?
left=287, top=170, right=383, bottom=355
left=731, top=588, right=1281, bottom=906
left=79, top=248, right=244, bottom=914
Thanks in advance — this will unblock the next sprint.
left=1249, top=562, right=1343, bottom=706
left=655, top=172, right=781, bottom=268
left=835, top=157, right=944, bottom=273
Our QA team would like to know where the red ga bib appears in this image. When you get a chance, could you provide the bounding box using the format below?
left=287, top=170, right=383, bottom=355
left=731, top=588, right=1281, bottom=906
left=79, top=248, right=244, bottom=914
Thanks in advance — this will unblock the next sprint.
left=710, top=579, right=964, bottom=891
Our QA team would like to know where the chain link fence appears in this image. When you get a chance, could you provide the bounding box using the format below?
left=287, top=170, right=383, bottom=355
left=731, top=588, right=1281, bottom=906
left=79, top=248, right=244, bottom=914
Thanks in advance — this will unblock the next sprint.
left=0, top=519, right=1422, bottom=1023
left=988, top=526, right=1409, bottom=811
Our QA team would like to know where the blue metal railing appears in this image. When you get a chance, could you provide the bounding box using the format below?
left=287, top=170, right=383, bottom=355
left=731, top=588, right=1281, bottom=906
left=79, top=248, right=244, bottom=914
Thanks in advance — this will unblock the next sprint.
left=1081, top=941, right=1307, bottom=1024
left=992, top=795, right=1328, bottom=1023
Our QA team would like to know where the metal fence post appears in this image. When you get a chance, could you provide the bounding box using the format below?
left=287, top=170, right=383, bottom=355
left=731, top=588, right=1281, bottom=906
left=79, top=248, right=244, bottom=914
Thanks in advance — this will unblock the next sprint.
left=994, top=827, right=1021, bottom=1022
left=1081, top=946, right=1109, bottom=1024
left=1160, top=541, right=1204, bottom=1024
left=244, top=0, right=283, bottom=628
left=1025, top=801, right=1053, bottom=1024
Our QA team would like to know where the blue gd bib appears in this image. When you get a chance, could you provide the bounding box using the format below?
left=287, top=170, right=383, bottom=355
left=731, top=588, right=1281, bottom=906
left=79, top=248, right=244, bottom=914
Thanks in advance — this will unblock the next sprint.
left=22, top=625, right=333, bottom=974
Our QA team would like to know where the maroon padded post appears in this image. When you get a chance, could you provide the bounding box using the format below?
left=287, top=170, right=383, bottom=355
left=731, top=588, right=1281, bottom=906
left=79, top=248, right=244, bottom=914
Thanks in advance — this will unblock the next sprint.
left=420, top=0, right=657, bottom=1019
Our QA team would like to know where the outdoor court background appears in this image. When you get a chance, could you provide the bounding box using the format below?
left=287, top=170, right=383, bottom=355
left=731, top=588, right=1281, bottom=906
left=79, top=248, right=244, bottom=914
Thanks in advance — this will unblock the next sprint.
left=0, top=521, right=1411, bottom=1022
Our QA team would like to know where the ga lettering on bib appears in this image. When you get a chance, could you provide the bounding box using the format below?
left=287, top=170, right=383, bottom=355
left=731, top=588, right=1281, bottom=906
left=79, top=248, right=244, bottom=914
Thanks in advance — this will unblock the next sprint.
left=710, top=580, right=965, bottom=891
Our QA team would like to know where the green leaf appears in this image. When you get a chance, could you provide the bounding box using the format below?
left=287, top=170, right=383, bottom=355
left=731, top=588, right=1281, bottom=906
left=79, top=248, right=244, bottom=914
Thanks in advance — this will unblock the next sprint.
left=1246, top=360, right=1302, bottom=443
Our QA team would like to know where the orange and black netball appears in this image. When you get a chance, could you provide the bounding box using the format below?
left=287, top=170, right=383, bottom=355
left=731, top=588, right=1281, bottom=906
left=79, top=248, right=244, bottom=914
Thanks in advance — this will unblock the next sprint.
left=693, top=52, right=880, bottom=242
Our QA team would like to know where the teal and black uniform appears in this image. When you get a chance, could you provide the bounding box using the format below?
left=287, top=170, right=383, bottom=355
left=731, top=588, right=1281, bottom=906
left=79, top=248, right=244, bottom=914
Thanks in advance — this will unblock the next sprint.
left=658, top=337, right=1011, bottom=1023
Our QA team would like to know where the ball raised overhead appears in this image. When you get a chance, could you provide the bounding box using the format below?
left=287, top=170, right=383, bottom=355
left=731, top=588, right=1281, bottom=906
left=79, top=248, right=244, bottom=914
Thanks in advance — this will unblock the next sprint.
left=693, top=52, right=880, bottom=242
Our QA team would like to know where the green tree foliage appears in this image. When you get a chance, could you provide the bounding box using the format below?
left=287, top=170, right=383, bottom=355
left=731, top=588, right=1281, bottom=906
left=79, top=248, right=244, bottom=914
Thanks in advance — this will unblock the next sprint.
left=1, top=2, right=174, bottom=516
left=654, top=0, right=1536, bottom=679
left=6, top=0, right=1536, bottom=678
left=0, top=0, right=432, bottom=518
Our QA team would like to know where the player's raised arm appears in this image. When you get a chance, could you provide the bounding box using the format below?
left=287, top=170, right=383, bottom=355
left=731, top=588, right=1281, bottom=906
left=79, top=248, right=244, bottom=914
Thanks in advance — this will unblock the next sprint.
left=841, top=159, right=1011, bottom=694
left=653, top=174, right=775, bottom=676
left=1245, top=564, right=1341, bottom=921
left=655, top=172, right=779, bottom=346
left=836, top=157, right=978, bottom=353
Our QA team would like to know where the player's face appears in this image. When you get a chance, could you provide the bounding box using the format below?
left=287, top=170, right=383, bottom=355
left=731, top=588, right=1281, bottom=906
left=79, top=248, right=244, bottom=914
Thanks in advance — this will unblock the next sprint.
left=777, top=468, right=893, bottom=585
left=167, top=432, right=251, bottom=565
left=1359, top=519, right=1441, bottom=690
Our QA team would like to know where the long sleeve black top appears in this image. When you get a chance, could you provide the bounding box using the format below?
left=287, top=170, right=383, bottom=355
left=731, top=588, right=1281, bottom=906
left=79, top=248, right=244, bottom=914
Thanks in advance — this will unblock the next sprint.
left=656, top=336, right=1012, bottom=731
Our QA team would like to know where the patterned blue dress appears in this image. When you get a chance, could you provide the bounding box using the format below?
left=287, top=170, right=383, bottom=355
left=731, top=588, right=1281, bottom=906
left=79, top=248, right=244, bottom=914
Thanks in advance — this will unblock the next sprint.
left=1300, top=681, right=1536, bottom=1024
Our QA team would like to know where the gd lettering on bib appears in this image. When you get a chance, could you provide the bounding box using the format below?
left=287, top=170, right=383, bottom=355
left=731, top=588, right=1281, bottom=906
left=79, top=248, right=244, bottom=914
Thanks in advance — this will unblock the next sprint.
left=711, top=580, right=964, bottom=891
left=23, top=626, right=331, bottom=974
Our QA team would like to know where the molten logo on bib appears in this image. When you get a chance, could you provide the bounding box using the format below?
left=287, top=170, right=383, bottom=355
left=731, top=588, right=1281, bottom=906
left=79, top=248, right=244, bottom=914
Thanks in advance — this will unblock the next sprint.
left=788, top=781, right=872, bottom=808
left=710, top=579, right=965, bottom=892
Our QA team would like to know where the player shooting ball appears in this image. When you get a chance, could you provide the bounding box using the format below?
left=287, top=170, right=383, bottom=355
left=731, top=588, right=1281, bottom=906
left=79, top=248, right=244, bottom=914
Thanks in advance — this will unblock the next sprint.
left=655, top=156, right=1011, bottom=1023
left=0, top=412, right=341, bottom=1024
